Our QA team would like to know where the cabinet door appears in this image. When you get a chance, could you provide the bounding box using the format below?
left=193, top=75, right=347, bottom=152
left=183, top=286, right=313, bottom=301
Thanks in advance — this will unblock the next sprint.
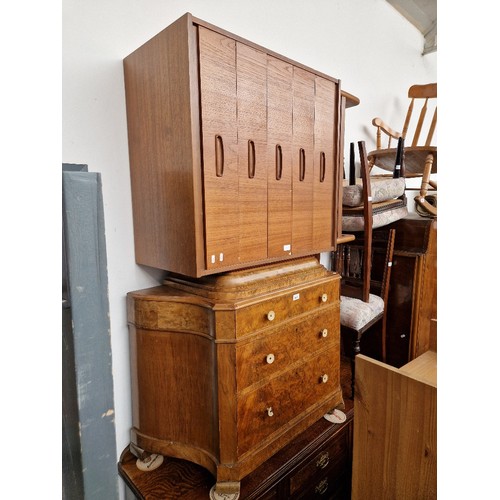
left=267, top=56, right=293, bottom=258
left=199, top=27, right=239, bottom=270
left=292, top=67, right=315, bottom=253
left=237, top=42, right=268, bottom=264
left=313, top=77, right=337, bottom=250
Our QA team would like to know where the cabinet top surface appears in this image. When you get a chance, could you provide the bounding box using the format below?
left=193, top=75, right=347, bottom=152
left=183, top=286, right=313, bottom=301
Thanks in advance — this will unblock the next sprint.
left=400, top=350, right=437, bottom=387
left=128, top=11, right=359, bottom=102
left=129, top=257, right=339, bottom=303
left=191, top=12, right=339, bottom=83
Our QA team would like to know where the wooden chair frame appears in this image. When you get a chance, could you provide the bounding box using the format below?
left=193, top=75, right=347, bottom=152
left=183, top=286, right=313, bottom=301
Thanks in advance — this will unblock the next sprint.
left=339, top=141, right=396, bottom=398
left=368, top=83, right=437, bottom=217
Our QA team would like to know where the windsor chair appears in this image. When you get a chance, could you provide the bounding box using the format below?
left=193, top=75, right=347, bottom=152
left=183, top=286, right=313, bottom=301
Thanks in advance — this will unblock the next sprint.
left=368, top=83, right=437, bottom=216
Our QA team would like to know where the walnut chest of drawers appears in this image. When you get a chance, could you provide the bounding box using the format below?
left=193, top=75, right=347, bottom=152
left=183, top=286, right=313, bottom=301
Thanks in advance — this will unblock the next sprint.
left=127, top=257, right=343, bottom=496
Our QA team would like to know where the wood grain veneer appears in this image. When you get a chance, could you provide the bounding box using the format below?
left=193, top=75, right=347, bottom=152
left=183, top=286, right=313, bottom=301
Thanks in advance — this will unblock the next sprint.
left=124, top=13, right=357, bottom=277
left=118, top=355, right=355, bottom=499
left=127, top=257, right=343, bottom=494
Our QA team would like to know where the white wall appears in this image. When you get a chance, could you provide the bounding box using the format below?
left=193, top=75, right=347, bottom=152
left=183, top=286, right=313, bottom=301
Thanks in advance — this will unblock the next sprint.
left=62, top=1, right=436, bottom=497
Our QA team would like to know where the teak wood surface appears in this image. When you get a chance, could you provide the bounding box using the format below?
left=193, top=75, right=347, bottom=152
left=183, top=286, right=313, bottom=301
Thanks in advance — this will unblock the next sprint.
left=124, top=13, right=356, bottom=277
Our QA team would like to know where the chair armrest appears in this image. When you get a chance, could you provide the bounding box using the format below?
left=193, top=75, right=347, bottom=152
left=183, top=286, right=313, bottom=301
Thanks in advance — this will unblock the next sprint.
left=372, top=117, right=402, bottom=149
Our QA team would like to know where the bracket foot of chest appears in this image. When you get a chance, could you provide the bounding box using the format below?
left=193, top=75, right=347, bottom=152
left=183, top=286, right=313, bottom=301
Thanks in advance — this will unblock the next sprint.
left=209, top=481, right=240, bottom=499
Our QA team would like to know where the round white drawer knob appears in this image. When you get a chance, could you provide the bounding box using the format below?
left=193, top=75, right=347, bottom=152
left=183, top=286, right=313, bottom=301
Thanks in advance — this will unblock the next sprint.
left=266, top=353, right=275, bottom=364
left=321, top=329, right=328, bottom=338
left=267, top=407, right=274, bottom=417
left=321, top=374, right=329, bottom=383
left=267, top=310, right=276, bottom=321
left=321, top=293, right=328, bottom=303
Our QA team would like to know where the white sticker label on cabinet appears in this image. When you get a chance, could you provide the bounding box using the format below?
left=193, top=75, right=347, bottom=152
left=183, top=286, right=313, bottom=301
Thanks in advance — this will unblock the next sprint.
left=293, top=293, right=300, bottom=301
left=283, top=244, right=291, bottom=252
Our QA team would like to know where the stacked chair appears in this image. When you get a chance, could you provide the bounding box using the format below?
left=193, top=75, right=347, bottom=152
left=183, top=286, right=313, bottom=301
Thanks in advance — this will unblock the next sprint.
left=336, top=140, right=407, bottom=398
left=368, top=83, right=437, bottom=217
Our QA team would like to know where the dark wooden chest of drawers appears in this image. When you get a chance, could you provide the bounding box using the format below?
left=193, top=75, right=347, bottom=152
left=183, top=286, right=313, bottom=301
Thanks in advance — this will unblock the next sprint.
left=127, top=257, right=343, bottom=496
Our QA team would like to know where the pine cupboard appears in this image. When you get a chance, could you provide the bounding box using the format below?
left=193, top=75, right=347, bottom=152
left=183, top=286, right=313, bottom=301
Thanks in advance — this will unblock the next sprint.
left=124, top=13, right=357, bottom=278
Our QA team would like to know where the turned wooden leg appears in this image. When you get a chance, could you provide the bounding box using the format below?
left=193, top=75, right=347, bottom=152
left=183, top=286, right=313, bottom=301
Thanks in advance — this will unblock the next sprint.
left=419, top=153, right=434, bottom=198
left=381, top=312, right=388, bottom=364
left=415, top=153, right=437, bottom=217
left=351, top=336, right=361, bottom=399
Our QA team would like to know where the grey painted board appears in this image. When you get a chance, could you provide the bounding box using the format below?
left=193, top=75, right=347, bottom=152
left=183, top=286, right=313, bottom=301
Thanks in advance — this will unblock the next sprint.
left=63, top=302, right=85, bottom=499
left=63, top=163, right=88, bottom=172
left=62, top=169, right=118, bottom=500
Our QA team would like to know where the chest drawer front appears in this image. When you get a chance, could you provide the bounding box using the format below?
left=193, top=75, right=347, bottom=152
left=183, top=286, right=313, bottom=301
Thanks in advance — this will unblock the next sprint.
left=293, top=475, right=350, bottom=499
left=237, top=346, right=340, bottom=455
left=289, top=427, right=350, bottom=496
left=129, top=298, right=212, bottom=335
left=236, top=306, right=339, bottom=390
left=235, top=278, right=339, bottom=337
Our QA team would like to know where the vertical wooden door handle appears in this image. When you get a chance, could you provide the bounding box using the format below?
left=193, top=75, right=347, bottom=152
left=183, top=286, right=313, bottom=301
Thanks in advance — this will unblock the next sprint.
left=215, top=135, right=224, bottom=177
left=275, top=144, right=283, bottom=180
left=319, top=152, right=326, bottom=182
left=248, top=140, right=256, bottom=178
left=299, top=148, right=306, bottom=181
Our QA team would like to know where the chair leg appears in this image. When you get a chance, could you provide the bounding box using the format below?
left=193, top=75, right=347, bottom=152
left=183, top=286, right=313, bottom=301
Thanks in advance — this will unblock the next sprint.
left=381, top=316, right=387, bottom=364
left=351, top=336, right=361, bottom=399
left=419, top=153, right=434, bottom=198
left=415, top=153, right=437, bottom=216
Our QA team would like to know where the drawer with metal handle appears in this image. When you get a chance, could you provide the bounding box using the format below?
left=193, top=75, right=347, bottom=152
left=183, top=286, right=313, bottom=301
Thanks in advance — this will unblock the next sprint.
left=288, top=425, right=350, bottom=497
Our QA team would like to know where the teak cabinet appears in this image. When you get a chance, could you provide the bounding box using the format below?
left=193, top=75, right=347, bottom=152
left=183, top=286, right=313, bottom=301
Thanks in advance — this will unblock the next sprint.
left=124, top=13, right=356, bottom=278
left=127, top=257, right=344, bottom=496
